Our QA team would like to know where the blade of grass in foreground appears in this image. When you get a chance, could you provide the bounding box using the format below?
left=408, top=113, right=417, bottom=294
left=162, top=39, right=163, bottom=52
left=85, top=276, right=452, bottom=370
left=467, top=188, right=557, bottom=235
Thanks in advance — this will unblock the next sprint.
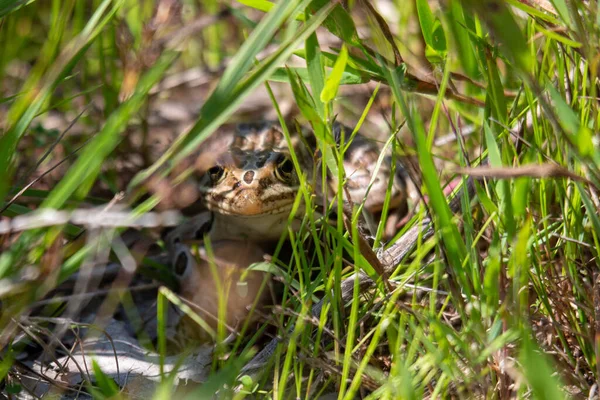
left=0, top=0, right=124, bottom=203
left=42, top=51, right=179, bottom=209
left=338, top=219, right=364, bottom=397
left=129, top=0, right=335, bottom=188
left=128, top=0, right=306, bottom=184
left=382, top=62, right=470, bottom=298
left=0, top=51, right=178, bottom=281
left=0, top=0, right=36, bottom=18
left=519, top=334, right=565, bottom=399
left=305, top=30, right=325, bottom=119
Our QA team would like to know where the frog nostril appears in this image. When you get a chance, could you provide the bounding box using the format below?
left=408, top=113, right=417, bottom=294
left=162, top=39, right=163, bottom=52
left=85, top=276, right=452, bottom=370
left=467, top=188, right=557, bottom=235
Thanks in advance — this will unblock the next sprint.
left=243, top=170, right=255, bottom=184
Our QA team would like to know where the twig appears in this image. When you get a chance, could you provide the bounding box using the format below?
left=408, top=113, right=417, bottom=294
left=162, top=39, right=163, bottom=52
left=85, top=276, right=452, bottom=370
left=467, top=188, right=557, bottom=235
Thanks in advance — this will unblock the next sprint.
left=0, top=209, right=182, bottom=234
left=453, top=163, right=598, bottom=192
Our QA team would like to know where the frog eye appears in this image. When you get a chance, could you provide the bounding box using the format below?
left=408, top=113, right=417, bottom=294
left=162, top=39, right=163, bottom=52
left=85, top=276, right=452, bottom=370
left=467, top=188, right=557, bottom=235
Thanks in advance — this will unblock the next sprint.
left=174, top=251, right=189, bottom=276
left=207, top=165, right=225, bottom=183
left=274, top=154, right=294, bottom=182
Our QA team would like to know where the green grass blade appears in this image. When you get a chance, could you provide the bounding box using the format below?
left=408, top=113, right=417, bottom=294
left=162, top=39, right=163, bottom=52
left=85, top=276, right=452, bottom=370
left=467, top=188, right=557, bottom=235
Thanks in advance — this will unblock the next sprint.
left=444, top=1, right=478, bottom=77
left=0, top=0, right=35, bottom=18
left=41, top=51, right=178, bottom=209
left=320, top=44, right=347, bottom=103
left=305, top=30, right=325, bottom=118
left=461, top=0, right=533, bottom=72
left=519, top=334, right=566, bottom=399
left=269, top=66, right=367, bottom=85
left=129, top=1, right=335, bottom=187
left=383, top=62, right=469, bottom=296
left=416, top=0, right=435, bottom=48
left=0, top=0, right=124, bottom=202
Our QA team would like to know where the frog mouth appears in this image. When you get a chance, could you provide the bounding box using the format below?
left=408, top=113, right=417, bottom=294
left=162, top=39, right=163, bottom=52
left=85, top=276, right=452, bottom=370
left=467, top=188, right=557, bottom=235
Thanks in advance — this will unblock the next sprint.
left=205, top=194, right=296, bottom=217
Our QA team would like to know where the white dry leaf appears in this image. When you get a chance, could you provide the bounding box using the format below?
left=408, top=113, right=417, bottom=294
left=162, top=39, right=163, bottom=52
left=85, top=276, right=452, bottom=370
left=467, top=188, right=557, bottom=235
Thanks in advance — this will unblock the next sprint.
left=50, top=319, right=212, bottom=397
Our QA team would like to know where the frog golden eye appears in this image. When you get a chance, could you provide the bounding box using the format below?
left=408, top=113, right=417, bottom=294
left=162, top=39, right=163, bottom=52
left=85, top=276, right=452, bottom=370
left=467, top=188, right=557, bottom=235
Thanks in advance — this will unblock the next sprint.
left=274, top=155, right=294, bottom=182
left=208, top=165, right=225, bottom=183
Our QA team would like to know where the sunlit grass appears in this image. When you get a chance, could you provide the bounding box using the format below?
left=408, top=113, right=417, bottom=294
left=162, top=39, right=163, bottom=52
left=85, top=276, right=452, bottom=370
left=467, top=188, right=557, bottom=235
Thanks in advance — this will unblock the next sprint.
left=0, top=0, right=599, bottom=398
